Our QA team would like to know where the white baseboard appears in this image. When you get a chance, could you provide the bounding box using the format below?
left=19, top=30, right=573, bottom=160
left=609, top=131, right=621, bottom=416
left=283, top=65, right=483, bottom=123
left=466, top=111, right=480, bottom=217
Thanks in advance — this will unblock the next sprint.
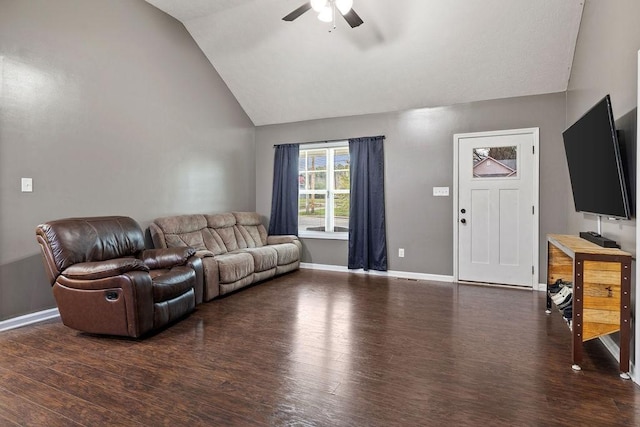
left=300, top=264, right=553, bottom=293
left=534, top=283, right=547, bottom=292
left=0, top=308, right=60, bottom=332
left=600, top=335, right=621, bottom=363
left=299, top=263, right=454, bottom=283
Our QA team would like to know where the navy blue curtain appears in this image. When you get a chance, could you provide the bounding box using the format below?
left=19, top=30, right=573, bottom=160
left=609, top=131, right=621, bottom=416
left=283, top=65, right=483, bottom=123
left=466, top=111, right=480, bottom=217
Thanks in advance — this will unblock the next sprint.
left=348, top=136, right=387, bottom=271
left=269, top=144, right=299, bottom=235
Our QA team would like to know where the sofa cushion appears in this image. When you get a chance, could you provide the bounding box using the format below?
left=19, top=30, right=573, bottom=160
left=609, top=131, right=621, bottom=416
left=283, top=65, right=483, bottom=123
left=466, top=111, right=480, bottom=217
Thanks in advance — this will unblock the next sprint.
left=241, top=246, right=278, bottom=272
left=271, top=243, right=300, bottom=266
left=213, top=226, right=240, bottom=252
left=154, top=214, right=207, bottom=234
left=237, top=225, right=266, bottom=248
left=153, top=215, right=209, bottom=251
left=267, top=235, right=298, bottom=245
left=204, top=213, right=241, bottom=252
left=204, top=213, right=236, bottom=229
left=201, top=228, right=227, bottom=255
left=233, top=211, right=261, bottom=226
left=219, top=275, right=255, bottom=296
left=215, top=252, right=254, bottom=284
left=233, top=212, right=268, bottom=248
left=165, top=231, right=207, bottom=251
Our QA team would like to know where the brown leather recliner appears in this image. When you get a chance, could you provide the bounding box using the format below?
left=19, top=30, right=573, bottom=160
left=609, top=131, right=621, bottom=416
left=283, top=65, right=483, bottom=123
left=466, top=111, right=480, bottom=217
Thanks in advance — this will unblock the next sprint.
left=36, top=216, right=204, bottom=338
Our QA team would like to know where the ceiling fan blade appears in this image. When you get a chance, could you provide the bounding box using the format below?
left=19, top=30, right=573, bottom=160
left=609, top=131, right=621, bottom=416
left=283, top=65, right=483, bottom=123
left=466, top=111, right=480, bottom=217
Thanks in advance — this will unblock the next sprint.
left=341, top=8, right=364, bottom=28
left=283, top=3, right=312, bottom=21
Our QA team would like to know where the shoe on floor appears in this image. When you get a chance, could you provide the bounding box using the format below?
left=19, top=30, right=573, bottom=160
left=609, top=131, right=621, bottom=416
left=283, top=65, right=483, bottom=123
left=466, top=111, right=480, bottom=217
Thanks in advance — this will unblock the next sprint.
left=557, top=294, right=573, bottom=310
left=552, top=286, right=573, bottom=304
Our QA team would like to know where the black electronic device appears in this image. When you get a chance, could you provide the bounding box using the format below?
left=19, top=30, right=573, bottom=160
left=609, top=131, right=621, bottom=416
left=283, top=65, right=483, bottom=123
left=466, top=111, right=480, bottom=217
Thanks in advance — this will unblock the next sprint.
left=563, top=95, right=630, bottom=219
left=579, top=231, right=620, bottom=248
left=562, top=95, right=631, bottom=248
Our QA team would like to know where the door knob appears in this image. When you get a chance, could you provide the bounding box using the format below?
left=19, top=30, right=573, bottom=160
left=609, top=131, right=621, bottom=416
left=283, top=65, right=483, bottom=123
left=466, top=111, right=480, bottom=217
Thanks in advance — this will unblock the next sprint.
left=460, top=218, right=466, bottom=224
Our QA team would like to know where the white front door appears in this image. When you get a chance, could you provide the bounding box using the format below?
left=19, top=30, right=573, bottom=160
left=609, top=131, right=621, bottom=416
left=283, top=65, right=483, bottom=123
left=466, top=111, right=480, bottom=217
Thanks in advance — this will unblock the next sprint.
left=454, top=128, right=538, bottom=287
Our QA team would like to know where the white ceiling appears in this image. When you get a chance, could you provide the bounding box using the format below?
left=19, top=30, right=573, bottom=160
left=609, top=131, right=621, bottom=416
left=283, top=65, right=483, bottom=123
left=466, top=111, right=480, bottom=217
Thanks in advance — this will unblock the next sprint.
left=145, top=0, right=584, bottom=126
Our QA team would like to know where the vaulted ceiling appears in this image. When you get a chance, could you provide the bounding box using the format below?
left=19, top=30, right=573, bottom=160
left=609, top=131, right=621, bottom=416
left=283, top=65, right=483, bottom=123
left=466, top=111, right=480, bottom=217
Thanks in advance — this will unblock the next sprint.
left=145, top=0, right=584, bottom=126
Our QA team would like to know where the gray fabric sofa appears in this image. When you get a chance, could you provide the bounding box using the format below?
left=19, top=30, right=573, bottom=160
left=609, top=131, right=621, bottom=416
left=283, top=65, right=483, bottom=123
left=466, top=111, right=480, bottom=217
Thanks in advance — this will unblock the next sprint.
left=149, top=212, right=301, bottom=302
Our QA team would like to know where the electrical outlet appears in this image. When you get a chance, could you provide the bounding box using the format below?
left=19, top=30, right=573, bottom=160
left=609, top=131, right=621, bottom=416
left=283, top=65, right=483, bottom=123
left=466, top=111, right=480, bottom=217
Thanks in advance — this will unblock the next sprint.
left=433, top=187, right=449, bottom=196
left=398, top=248, right=405, bottom=258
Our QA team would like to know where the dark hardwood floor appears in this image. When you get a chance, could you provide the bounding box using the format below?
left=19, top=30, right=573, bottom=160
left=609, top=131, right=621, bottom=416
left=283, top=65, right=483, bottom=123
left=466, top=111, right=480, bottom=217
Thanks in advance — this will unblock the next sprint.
left=1, top=269, right=639, bottom=426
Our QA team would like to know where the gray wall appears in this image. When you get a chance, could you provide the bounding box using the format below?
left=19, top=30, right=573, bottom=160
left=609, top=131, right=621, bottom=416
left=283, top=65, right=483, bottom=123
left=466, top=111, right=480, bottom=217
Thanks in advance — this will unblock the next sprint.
left=0, top=0, right=255, bottom=321
left=255, top=93, right=569, bottom=282
left=564, top=0, right=640, bottom=363
left=565, top=0, right=640, bottom=254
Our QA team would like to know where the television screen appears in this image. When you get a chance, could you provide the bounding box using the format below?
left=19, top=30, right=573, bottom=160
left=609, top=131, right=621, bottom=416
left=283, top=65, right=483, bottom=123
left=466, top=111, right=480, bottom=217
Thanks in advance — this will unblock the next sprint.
left=562, top=95, right=630, bottom=219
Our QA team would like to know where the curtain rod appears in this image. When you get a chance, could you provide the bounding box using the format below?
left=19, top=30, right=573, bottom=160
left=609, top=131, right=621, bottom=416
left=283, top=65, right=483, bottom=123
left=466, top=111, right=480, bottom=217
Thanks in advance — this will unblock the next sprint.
left=273, top=135, right=385, bottom=148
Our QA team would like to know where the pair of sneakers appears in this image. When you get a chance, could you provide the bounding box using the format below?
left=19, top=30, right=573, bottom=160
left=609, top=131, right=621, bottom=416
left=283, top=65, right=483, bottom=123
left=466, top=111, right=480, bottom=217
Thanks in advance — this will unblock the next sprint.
left=551, top=285, right=573, bottom=306
left=557, top=292, right=573, bottom=310
left=548, top=278, right=572, bottom=295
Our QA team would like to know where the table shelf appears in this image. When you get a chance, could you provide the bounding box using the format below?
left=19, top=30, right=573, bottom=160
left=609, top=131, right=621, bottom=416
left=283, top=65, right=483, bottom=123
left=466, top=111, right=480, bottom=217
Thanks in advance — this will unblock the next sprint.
left=547, top=234, right=632, bottom=378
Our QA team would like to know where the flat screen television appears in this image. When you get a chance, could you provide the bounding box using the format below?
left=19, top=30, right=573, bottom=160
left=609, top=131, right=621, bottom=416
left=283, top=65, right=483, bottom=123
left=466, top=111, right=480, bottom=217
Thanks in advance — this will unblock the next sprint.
left=562, top=94, right=631, bottom=220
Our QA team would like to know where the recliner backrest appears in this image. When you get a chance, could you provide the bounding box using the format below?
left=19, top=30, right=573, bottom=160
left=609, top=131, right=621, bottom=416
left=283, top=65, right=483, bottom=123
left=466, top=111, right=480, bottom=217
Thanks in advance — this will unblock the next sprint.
left=36, top=216, right=145, bottom=284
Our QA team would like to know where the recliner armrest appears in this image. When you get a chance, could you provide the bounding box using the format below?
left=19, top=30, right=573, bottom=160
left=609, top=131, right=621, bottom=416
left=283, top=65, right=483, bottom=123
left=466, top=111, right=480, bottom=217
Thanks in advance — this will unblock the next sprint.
left=267, top=235, right=299, bottom=245
left=62, top=258, right=149, bottom=281
left=140, top=247, right=196, bottom=269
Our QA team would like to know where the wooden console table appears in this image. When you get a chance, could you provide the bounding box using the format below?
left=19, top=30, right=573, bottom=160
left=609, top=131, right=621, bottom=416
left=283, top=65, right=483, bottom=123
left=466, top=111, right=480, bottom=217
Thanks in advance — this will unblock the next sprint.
left=546, top=234, right=632, bottom=379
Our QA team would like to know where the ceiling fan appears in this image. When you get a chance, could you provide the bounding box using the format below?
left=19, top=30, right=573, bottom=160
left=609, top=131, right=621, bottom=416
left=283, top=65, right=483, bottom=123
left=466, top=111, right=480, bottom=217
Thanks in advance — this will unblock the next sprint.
left=283, top=0, right=364, bottom=29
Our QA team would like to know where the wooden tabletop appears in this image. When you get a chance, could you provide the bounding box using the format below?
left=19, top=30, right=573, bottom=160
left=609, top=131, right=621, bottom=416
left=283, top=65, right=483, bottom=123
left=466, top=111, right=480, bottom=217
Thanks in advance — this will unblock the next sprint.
left=548, top=234, right=632, bottom=257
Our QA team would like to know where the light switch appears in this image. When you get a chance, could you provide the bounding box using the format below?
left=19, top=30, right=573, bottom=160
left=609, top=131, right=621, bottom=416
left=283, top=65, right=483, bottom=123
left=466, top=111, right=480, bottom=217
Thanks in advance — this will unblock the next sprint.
left=21, top=178, right=33, bottom=192
left=433, top=187, right=449, bottom=196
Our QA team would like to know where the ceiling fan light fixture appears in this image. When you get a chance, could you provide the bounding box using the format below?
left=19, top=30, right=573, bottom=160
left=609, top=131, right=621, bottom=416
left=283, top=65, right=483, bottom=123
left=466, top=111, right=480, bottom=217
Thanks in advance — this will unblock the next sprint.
left=317, top=5, right=333, bottom=22
left=310, top=0, right=328, bottom=12
left=335, top=0, right=353, bottom=15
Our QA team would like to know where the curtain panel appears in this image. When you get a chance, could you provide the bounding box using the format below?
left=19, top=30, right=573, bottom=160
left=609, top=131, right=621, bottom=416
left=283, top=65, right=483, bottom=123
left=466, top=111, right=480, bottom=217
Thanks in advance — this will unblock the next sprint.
left=348, top=136, right=388, bottom=271
left=269, top=144, right=299, bottom=235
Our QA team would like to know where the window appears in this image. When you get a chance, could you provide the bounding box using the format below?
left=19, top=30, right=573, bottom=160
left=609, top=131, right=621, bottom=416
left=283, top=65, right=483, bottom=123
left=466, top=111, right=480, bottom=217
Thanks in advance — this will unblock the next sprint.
left=472, top=146, right=518, bottom=178
left=298, top=143, right=349, bottom=238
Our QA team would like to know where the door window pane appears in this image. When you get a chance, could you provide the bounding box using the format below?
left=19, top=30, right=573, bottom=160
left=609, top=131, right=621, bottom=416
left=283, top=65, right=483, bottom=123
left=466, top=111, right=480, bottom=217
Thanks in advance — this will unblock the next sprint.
left=473, top=146, right=517, bottom=178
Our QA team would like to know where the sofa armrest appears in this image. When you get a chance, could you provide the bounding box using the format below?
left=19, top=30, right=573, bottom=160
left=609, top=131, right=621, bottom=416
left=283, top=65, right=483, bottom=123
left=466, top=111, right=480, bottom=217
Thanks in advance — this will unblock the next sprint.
left=195, top=250, right=216, bottom=258
left=61, top=258, right=149, bottom=281
left=185, top=255, right=204, bottom=305
left=267, top=235, right=299, bottom=245
left=148, top=222, right=168, bottom=249
left=140, top=247, right=196, bottom=269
